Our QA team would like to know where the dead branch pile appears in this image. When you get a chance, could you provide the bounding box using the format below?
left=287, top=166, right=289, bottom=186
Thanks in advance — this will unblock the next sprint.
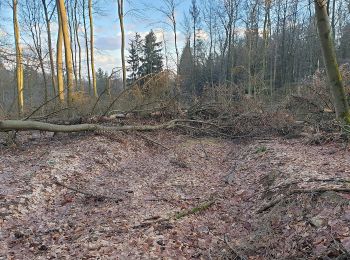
left=185, top=100, right=298, bottom=138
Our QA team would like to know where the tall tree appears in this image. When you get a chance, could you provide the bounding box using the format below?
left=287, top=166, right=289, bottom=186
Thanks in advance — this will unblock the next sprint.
left=73, top=0, right=82, bottom=90
left=88, top=0, right=97, bottom=97
left=178, top=38, right=194, bottom=94
left=315, top=0, right=350, bottom=123
left=127, top=33, right=142, bottom=82
left=42, top=0, right=57, bottom=96
left=117, top=0, right=127, bottom=89
left=152, top=0, right=180, bottom=69
left=189, top=0, right=200, bottom=66
left=12, top=0, right=24, bottom=115
left=57, top=7, right=64, bottom=103
left=57, top=0, right=74, bottom=106
left=82, top=0, right=91, bottom=94
left=139, top=30, right=163, bottom=76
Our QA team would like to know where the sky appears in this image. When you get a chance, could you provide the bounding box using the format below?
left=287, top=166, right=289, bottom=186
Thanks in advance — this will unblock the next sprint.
left=0, top=0, right=192, bottom=74
left=92, top=0, right=191, bottom=72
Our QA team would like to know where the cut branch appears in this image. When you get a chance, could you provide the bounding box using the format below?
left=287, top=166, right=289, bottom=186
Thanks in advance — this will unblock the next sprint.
left=257, top=187, right=350, bottom=213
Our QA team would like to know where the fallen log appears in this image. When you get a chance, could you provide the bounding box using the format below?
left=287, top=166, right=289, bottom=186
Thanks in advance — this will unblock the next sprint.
left=0, top=119, right=178, bottom=133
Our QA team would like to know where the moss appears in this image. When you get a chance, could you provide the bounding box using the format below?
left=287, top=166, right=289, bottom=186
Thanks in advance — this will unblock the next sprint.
left=341, top=112, right=350, bottom=125
left=175, top=200, right=215, bottom=220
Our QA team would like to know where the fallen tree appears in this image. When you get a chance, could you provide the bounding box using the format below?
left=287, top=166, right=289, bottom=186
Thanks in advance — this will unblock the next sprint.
left=0, top=119, right=178, bottom=133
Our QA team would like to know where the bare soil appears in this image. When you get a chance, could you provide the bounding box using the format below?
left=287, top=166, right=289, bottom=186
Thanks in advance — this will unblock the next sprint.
left=1, top=130, right=350, bottom=259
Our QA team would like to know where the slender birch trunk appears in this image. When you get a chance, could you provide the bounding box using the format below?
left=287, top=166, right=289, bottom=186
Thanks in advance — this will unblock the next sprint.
left=88, top=0, right=97, bottom=97
left=82, top=0, right=92, bottom=94
left=117, top=0, right=127, bottom=89
left=13, top=0, right=24, bottom=115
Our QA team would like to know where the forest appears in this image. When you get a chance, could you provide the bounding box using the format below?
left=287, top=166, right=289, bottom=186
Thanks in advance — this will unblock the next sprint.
left=1, top=0, right=350, bottom=259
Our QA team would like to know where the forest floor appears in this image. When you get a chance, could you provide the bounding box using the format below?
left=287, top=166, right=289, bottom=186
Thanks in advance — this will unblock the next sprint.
left=1, top=127, right=350, bottom=259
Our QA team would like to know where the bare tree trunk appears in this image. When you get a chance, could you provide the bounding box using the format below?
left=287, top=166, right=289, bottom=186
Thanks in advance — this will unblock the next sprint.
left=173, top=16, right=179, bottom=69
left=82, top=0, right=92, bottom=94
left=70, top=1, right=78, bottom=90
left=117, top=0, right=127, bottom=89
left=315, top=0, right=350, bottom=123
left=88, top=0, right=97, bottom=97
left=263, top=0, right=271, bottom=91
left=57, top=0, right=74, bottom=107
left=42, top=0, right=57, bottom=97
left=57, top=7, right=65, bottom=103
left=13, top=0, right=24, bottom=115
left=331, top=0, right=336, bottom=40
left=74, top=1, right=82, bottom=91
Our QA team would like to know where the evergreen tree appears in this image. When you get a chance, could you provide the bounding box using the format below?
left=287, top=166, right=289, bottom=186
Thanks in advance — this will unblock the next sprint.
left=179, top=39, right=194, bottom=94
left=139, top=30, right=163, bottom=77
left=96, top=68, right=108, bottom=95
left=127, top=33, right=142, bottom=82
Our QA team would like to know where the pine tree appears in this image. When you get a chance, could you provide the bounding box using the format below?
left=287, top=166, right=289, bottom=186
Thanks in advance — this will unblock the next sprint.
left=96, top=68, right=108, bottom=95
left=179, top=39, right=194, bottom=95
left=127, top=33, right=142, bottom=82
left=139, top=30, right=163, bottom=77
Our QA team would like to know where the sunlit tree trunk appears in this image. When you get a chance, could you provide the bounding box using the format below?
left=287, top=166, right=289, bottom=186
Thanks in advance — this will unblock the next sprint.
left=57, top=0, right=74, bottom=106
left=13, top=0, right=24, bottom=115
left=82, top=0, right=92, bottom=94
left=57, top=7, right=64, bottom=103
left=117, top=0, right=127, bottom=89
left=315, top=0, right=350, bottom=124
left=88, top=0, right=97, bottom=97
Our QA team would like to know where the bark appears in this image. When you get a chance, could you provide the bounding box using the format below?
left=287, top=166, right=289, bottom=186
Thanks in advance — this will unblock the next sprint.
left=117, top=0, right=127, bottom=89
left=74, top=3, right=82, bottom=91
left=57, top=0, right=74, bottom=106
left=0, top=119, right=178, bottom=133
left=70, top=1, right=78, bottom=90
left=13, top=0, right=24, bottom=115
left=172, top=14, right=179, bottom=69
left=314, top=0, right=350, bottom=124
left=42, top=0, right=57, bottom=96
left=57, top=7, right=65, bottom=103
left=82, top=0, right=92, bottom=94
left=88, top=0, right=97, bottom=97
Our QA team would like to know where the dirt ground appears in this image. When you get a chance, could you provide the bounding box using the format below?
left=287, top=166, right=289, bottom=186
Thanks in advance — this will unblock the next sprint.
left=1, top=130, right=350, bottom=259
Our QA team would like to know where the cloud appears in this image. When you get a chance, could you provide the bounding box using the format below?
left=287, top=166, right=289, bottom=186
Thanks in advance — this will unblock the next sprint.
left=95, top=50, right=120, bottom=72
left=95, top=36, right=121, bottom=51
left=95, top=31, right=141, bottom=51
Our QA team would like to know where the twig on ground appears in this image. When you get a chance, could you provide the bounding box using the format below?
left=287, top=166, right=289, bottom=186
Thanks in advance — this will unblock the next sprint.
left=264, top=178, right=350, bottom=195
left=223, top=234, right=247, bottom=260
left=54, top=180, right=124, bottom=202
left=134, top=132, right=170, bottom=150
left=257, top=187, right=350, bottom=213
